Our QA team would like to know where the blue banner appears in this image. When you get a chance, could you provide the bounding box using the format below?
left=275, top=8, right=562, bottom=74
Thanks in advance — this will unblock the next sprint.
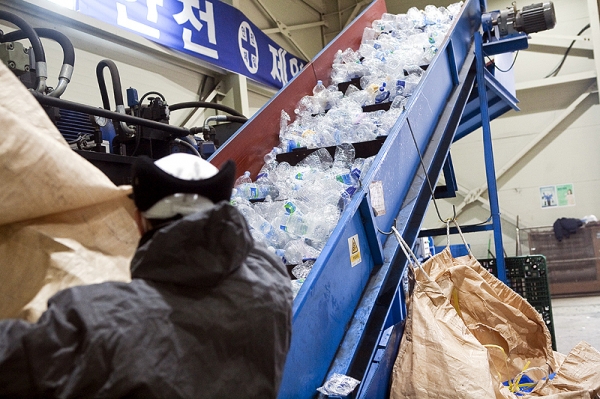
left=77, top=0, right=307, bottom=89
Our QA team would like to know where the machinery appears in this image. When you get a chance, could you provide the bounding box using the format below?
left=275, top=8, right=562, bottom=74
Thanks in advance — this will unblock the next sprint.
left=0, top=1, right=558, bottom=397
left=0, top=10, right=247, bottom=184
left=483, top=1, right=556, bottom=40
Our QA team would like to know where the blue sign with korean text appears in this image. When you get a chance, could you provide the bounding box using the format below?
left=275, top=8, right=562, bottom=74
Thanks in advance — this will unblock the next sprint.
left=77, top=0, right=306, bottom=89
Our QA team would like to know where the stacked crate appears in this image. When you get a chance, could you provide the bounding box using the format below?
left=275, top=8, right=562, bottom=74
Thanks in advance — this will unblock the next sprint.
left=480, top=256, right=557, bottom=350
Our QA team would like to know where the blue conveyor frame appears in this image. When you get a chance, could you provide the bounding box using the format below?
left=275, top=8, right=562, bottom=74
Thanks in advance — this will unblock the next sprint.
left=209, top=0, right=521, bottom=397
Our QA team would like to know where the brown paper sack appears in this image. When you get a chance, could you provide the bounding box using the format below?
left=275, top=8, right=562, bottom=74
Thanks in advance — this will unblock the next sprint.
left=391, top=247, right=600, bottom=398
left=0, top=60, right=138, bottom=322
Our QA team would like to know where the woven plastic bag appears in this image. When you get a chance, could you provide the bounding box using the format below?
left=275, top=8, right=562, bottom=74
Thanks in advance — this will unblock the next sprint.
left=389, top=250, right=499, bottom=397
left=390, top=223, right=600, bottom=398
left=0, top=59, right=137, bottom=322
left=390, top=241, right=505, bottom=397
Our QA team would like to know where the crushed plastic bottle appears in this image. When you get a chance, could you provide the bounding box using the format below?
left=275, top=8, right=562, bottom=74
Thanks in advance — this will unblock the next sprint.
left=285, top=241, right=319, bottom=266
left=291, top=278, right=304, bottom=298
left=317, top=373, right=361, bottom=396
left=291, top=260, right=315, bottom=279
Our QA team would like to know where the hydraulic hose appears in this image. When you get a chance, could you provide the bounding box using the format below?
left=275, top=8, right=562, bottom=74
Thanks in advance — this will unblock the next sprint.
left=96, top=59, right=123, bottom=110
left=169, top=101, right=246, bottom=118
left=202, top=114, right=247, bottom=131
left=188, top=115, right=247, bottom=138
left=173, top=138, right=201, bottom=157
left=0, top=11, right=47, bottom=93
left=2, top=27, right=74, bottom=97
left=32, top=91, right=191, bottom=137
left=223, top=115, right=248, bottom=124
left=96, top=59, right=135, bottom=134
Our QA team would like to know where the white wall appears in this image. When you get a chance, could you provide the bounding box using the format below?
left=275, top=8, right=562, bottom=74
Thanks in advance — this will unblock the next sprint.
left=422, top=0, right=600, bottom=258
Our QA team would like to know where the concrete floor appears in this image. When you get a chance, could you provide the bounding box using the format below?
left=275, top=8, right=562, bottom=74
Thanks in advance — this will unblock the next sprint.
left=551, top=295, right=600, bottom=354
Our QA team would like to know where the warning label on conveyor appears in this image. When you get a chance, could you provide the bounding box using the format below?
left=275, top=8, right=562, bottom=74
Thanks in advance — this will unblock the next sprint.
left=349, top=235, right=361, bottom=267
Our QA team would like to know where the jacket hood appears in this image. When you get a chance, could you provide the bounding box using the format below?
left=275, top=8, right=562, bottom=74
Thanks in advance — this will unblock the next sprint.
left=130, top=202, right=253, bottom=288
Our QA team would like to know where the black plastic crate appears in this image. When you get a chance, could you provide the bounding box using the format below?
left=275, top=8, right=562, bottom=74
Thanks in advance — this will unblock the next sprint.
left=479, top=256, right=557, bottom=351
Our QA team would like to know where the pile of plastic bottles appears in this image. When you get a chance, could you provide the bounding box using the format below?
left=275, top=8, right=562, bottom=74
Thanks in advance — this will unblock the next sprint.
left=232, top=144, right=375, bottom=266
left=230, top=3, right=464, bottom=296
left=280, top=3, right=463, bottom=152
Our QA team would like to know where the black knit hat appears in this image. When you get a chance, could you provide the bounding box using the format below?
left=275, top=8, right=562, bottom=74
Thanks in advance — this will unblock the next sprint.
left=130, top=155, right=236, bottom=212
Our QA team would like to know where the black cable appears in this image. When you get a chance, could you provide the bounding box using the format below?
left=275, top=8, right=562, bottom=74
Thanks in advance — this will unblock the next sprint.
left=545, top=23, right=590, bottom=78
left=169, top=101, right=245, bottom=118
left=473, top=215, right=493, bottom=226
left=485, top=51, right=519, bottom=73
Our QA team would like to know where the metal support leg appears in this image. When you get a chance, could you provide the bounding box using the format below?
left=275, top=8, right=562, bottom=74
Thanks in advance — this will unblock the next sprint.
left=475, top=31, right=507, bottom=283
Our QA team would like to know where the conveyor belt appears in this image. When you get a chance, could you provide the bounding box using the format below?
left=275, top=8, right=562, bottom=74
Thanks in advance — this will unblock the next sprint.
left=209, top=0, right=519, bottom=396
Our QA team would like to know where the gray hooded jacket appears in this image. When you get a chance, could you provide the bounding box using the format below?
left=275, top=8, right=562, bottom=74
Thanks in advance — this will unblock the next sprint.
left=0, top=202, right=292, bottom=398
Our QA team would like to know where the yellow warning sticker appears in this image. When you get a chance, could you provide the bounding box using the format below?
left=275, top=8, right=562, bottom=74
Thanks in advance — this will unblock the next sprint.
left=348, top=234, right=361, bottom=267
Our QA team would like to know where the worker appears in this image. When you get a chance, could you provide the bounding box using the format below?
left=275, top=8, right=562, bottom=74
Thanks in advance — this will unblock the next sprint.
left=0, top=153, right=293, bottom=398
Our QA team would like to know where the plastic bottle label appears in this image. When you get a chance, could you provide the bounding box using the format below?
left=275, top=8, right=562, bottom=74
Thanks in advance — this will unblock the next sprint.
left=284, top=201, right=297, bottom=214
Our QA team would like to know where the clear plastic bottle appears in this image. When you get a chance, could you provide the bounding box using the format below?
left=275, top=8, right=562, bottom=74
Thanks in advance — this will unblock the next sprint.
left=283, top=200, right=298, bottom=215
left=313, top=80, right=330, bottom=113
left=263, top=147, right=282, bottom=164
left=335, top=172, right=354, bottom=185
left=279, top=110, right=291, bottom=138
left=256, top=219, right=281, bottom=247
left=234, top=171, right=252, bottom=187
left=375, top=82, right=390, bottom=103
left=351, top=158, right=365, bottom=181
left=395, top=79, right=406, bottom=97
left=361, top=27, right=378, bottom=43
left=313, top=80, right=326, bottom=96
left=233, top=183, right=280, bottom=201
left=285, top=241, right=319, bottom=266
left=407, top=7, right=426, bottom=28
left=333, top=143, right=356, bottom=170
left=278, top=212, right=309, bottom=237
left=309, top=204, right=340, bottom=243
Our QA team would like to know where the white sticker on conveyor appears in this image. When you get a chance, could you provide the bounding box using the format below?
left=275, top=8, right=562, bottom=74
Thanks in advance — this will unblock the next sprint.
left=349, top=234, right=361, bottom=267
left=369, top=180, right=386, bottom=216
